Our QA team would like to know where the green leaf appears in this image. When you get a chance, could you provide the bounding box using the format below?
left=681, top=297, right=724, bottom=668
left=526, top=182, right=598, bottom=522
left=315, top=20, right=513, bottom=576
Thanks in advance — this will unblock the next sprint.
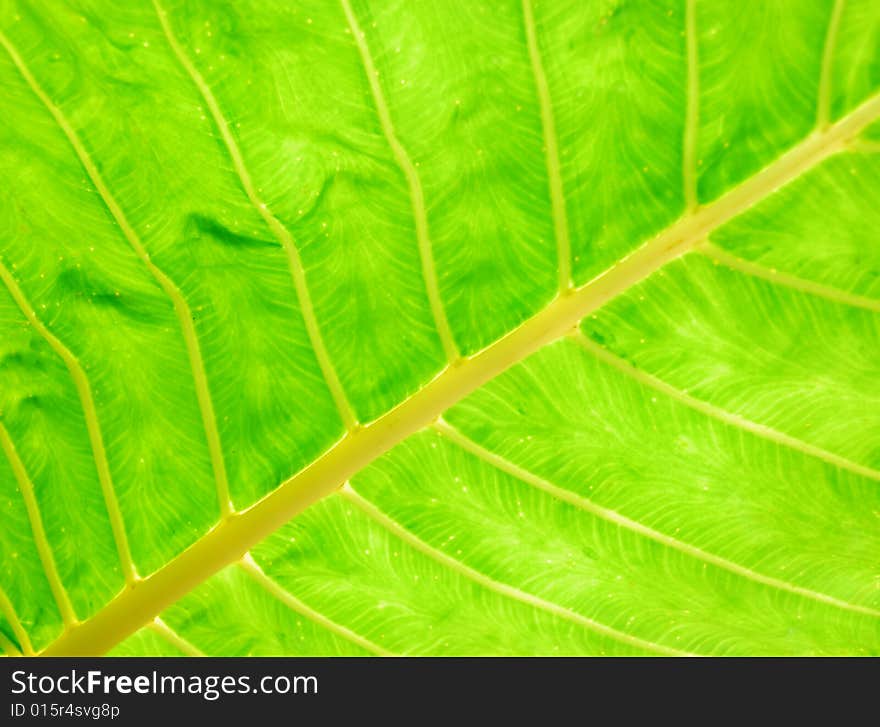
left=0, top=0, right=878, bottom=657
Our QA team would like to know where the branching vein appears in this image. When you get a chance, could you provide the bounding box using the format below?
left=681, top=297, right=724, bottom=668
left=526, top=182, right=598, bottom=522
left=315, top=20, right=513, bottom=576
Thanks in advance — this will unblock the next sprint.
left=0, top=423, right=77, bottom=627
left=522, top=0, right=573, bottom=290
left=435, top=418, right=880, bottom=619
left=148, top=618, right=205, bottom=656
left=0, top=30, right=233, bottom=518
left=818, top=0, right=846, bottom=129
left=848, top=138, right=880, bottom=153
left=340, top=484, right=688, bottom=655
left=698, top=241, right=880, bottom=312
left=0, top=628, right=21, bottom=656
left=572, top=332, right=880, bottom=483
left=340, top=0, right=460, bottom=362
left=151, top=0, right=358, bottom=432
left=0, top=586, right=32, bottom=656
left=37, top=87, right=880, bottom=657
left=0, top=261, right=136, bottom=585
left=238, top=554, right=391, bottom=655
left=683, top=0, right=700, bottom=211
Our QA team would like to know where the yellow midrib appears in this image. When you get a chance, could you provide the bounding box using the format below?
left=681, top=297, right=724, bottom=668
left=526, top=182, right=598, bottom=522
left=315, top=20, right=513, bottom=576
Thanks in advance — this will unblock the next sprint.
left=33, top=90, right=880, bottom=656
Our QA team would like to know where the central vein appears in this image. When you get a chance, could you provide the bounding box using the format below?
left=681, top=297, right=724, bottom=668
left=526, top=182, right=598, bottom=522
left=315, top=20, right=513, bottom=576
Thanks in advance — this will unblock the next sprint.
left=39, top=88, right=880, bottom=656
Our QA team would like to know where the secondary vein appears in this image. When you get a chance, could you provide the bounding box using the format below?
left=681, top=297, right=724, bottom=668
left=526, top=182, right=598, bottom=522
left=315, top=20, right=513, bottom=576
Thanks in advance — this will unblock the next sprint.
left=817, top=0, right=846, bottom=130
left=151, top=0, right=358, bottom=433
left=148, top=618, right=205, bottom=656
left=238, top=553, right=392, bottom=655
left=0, top=628, right=22, bottom=656
left=698, top=241, right=880, bottom=312
left=0, top=586, right=32, bottom=655
left=38, top=87, right=880, bottom=657
left=522, top=0, right=573, bottom=291
left=572, top=332, right=880, bottom=483
left=0, top=30, right=234, bottom=519
left=435, top=417, right=880, bottom=619
left=340, top=0, right=460, bottom=363
left=0, top=423, right=77, bottom=627
left=340, top=484, right=689, bottom=655
left=0, top=261, right=136, bottom=585
left=848, top=138, right=880, bottom=153
left=683, top=0, right=700, bottom=211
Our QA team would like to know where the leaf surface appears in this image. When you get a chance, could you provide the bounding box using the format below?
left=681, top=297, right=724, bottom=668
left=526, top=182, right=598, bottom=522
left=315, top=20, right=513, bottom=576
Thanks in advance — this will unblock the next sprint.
left=0, top=0, right=878, bottom=656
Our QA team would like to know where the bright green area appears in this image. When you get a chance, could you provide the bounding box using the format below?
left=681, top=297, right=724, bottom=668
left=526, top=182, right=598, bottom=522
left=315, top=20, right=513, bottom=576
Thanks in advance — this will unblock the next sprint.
left=123, top=563, right=373, bottom=656
left=711, top=153, right=880, bottom=301
left=129, top=324, right=879, bottom=655
left=831, top=0, right=880, bottom=120
left=2, top=0, right=880, bottom=655
left=581, top=254, right=880, bottom=469
left=535, top=0, right=687, bottom=283
left=694, top=1, right=830, bottom=202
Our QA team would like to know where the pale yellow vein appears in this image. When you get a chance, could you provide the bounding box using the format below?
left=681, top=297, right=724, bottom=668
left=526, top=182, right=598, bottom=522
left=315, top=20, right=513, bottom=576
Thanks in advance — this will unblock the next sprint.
left=522, top=0, right=572, bottom=291
left=435, top=417, right=880, bottom=619
left=848, top=138, right=880, bottom=153
left=151, top=0, right=358, bottom=432
left=817, top=0, right=846, bottom=130
left=340, top=484, right=690, bottom=655
left=340, top=0, right=460, bottom=363
left=238, top=554, right=392, bottom=655
left=40, top=88, right=880, bottom=657
left=148, top=617, right=205, bottom=656
left=572, top=332, right=880, bottom=483
left=0, top=261, right=136, bottom=585
left=683, top=0, right=700, bottom=212
left=699, top=241, right=880, bottom=313
left=0, top=585, right=33, bottom=655
left=0, top=423, right=77, bottom=626
left=0, top=31, right=233, bottom=518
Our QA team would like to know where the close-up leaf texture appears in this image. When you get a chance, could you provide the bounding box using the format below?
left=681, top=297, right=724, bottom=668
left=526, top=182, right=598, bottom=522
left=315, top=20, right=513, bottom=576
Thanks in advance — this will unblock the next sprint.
left=0, top=0, right=879, bottom=656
